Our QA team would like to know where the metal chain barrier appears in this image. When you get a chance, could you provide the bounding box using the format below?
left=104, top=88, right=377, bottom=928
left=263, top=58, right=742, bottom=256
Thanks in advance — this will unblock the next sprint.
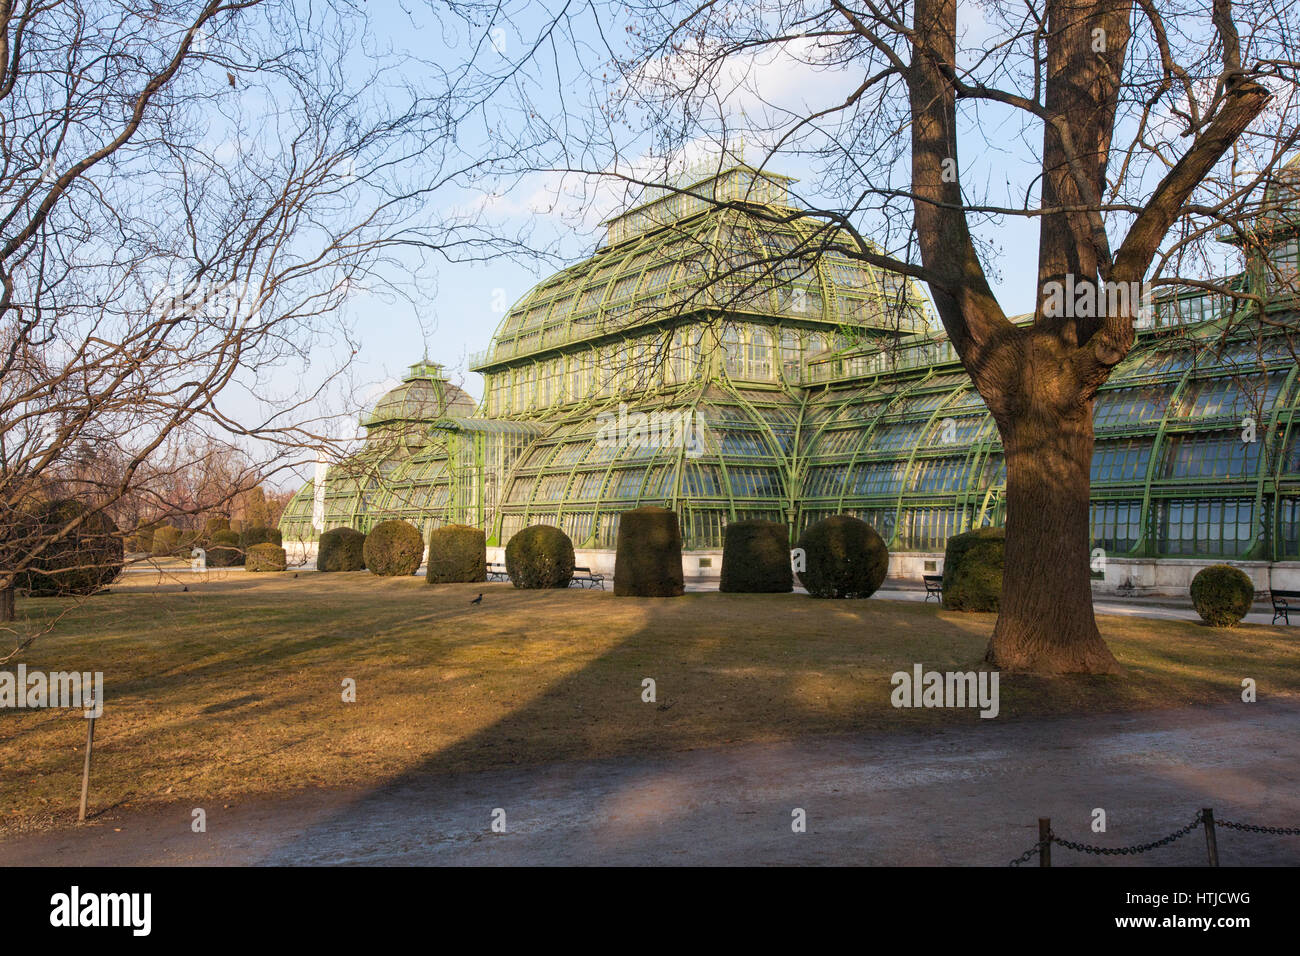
left=1009, top=839, right=1051, bottom=867
left=1217, top=819, right=1300, bottom=836
left=1009, top=808, right=1300, bottom=866
left=1050, top=811, right=1205, bottom=857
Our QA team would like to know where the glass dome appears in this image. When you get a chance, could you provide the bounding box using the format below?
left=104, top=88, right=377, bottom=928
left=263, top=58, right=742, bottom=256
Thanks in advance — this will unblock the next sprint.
left=362, top=361, right=476, bottom=429
left=475, top=166, right=933, bottom=372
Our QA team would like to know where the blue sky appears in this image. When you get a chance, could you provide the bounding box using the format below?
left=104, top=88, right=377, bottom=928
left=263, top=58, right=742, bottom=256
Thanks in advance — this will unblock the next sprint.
left=325, top=2, right=1051, bottom=415
left=291, top=0, right=1272, bottom=447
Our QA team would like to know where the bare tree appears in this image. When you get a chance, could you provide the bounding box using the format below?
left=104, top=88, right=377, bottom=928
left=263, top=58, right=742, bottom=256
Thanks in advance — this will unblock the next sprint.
left=0, top=0, right=533, bottom=656
left=496, top=0, right=1300, bottom=672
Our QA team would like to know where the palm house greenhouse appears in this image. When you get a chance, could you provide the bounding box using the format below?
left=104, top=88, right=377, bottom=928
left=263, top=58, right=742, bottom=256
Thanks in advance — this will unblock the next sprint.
left=281, top=162, right=1300, bottom=591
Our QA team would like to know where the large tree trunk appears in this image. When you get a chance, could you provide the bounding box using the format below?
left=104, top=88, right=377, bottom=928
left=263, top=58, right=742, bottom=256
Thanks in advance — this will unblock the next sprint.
left=0, top=586, right=13, bottom=623
left=984, top=358, right=1120, bottom=674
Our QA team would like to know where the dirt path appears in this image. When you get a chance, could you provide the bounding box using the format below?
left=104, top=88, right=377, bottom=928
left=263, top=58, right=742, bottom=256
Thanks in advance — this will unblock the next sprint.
left=4, top=700, right=1298, bottom=866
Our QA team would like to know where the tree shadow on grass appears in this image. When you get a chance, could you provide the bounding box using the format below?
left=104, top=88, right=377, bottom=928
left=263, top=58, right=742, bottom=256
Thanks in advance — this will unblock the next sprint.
left=237, top=590, right=1300, bottom=864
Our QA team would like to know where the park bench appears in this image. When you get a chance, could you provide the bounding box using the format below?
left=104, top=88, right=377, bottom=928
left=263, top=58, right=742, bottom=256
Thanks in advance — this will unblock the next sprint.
left=487, top=562, right=508, bottom=582
left=1271, top=589, right=1300, bottom=625
left=570, top=566, right=605, bottom=590
left=923, top=574, right=944, bottom=602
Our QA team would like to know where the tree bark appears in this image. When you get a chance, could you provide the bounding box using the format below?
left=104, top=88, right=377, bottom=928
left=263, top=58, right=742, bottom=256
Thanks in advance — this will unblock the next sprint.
left=0, top=586, right=13, bottom=623
left=984, top=340, right=1120, bottom=674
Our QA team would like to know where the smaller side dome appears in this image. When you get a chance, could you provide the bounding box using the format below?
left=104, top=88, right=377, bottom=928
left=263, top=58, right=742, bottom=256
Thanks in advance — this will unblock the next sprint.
left=363, top=360, right=476, bottom=429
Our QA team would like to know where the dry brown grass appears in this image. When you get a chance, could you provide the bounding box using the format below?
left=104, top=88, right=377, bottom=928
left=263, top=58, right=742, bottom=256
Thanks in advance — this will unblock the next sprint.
left=2, top=571, right=1296, bottom=831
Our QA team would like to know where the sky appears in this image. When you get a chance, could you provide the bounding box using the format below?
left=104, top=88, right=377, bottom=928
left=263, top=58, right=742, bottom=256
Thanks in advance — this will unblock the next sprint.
left=258, top=0, right=1279, bottom=478
left=323, top=1, right=1049, bottom=416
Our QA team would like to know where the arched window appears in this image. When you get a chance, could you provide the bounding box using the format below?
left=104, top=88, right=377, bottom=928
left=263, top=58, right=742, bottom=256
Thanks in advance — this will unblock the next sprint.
left=721, top=325, right=743, bottom=376
left=747, top=326, right=773, bottom=380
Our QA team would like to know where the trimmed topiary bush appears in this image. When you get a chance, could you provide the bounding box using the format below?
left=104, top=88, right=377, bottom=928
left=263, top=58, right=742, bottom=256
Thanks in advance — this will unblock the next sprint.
left=127, top=524, right=156, bottom=554
left=505, top=524, right=574, bottom=589
left=151, top=524, right=181, bottom=556
left=1190, top=564, right=1255, bottom=627
left=206, top=529, right=243, bottom=567
left=16, top=500, right=124, bottom=597
left=614, top=506, right=684, bottom=597
left=317, top=527, right=366, bottom=572
left=246, top=542, right=287, bottom=572
left=720, top=520, right=793, bottom=593
left=426, top=524, right=486, bottom=584
left=240, top=525, right=279, bottom=549
left=363, top=520, right=424, bottom=576
left=204, top=516, right=231, bottom=538
left=796, top=515, right=889, bottom=599
left=942, top=527, right=1005, bottom=612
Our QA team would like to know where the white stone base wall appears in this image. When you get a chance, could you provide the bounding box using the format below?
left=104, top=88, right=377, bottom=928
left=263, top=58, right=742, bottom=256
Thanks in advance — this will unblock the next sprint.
left=292, top=539, right=1300, bottom=594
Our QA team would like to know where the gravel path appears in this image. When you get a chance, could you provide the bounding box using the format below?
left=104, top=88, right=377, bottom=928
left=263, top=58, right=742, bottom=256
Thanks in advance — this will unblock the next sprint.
left=4, top=700, right=1298, bottom=866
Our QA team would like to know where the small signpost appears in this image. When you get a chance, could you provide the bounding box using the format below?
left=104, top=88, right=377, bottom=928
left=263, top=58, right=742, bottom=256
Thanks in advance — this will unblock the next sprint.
left=78, top=693, right=96, bottom=823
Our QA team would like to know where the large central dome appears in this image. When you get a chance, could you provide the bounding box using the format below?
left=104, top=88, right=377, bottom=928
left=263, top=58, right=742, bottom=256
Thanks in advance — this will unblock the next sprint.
left=475, top=165, right=932, bottom=372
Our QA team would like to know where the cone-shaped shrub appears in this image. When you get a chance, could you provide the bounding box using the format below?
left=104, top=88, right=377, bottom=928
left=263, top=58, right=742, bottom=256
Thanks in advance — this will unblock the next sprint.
left=364, top=520, right=424, bottom=576
left=614, top=506, right=684, bottom=597
left=505, top=524, right=574, bottom=589
left=942, top=527, right=1005, bottom=612
left=318, top=527, right=366, bottom=571
left=246, top=542, right=288, bottom=572
left=1190, top=564, right=1255, bottom=627
left=426, top=524, right=486, bottom=583
left=16, top=500, right=124, bottom=596
left=720, top=520, right=792, bottom=593
left=796, top=515, right=889, bottom=599
left=207, top=529, right=243, bottom=567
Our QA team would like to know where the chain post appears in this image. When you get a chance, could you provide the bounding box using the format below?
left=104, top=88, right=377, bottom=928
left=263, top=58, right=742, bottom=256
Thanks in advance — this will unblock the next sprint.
left=1202, top=808, right=1220, bottom=867
left=1039, top=818, right=1051, bottom=867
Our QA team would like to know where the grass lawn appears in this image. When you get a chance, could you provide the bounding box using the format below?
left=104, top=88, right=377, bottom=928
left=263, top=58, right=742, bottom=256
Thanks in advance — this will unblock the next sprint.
left=2, top=571, right=1296, bottom=832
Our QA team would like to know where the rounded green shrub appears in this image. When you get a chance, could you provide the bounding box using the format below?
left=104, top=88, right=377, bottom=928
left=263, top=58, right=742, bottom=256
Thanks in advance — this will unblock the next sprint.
left=796, top=515, right=889, bottom=599
left=426, top=524, right=486, bottom=584
left=363, top=520, right=424, bottom=576
left=1190, top=564, right=1255, bottom=627
left=614, top=506, right=684, bottom=597
left=206, top=529, right=243, bottom=567
left=246, top=543, right=287, bottom=572
left=317, top=527, right=366, bottom=572
left=151, top=524, right=181, bottom=556
left=16, top=500, right=124, bottom=597
left=505, top=524, right=574, bottom=589
left=942, top=527, right=1005, bottom=612
left=720, top=520, right=793, bottom=593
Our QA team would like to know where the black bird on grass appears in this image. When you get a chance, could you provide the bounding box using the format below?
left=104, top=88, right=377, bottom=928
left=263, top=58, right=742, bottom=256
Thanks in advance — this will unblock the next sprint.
left=470, top=593, right=483, bottom=606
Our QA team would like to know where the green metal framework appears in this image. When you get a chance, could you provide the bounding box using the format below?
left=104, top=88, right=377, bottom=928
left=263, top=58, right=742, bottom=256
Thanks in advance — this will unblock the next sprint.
left=281, top=163, right=1300, bottom=561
